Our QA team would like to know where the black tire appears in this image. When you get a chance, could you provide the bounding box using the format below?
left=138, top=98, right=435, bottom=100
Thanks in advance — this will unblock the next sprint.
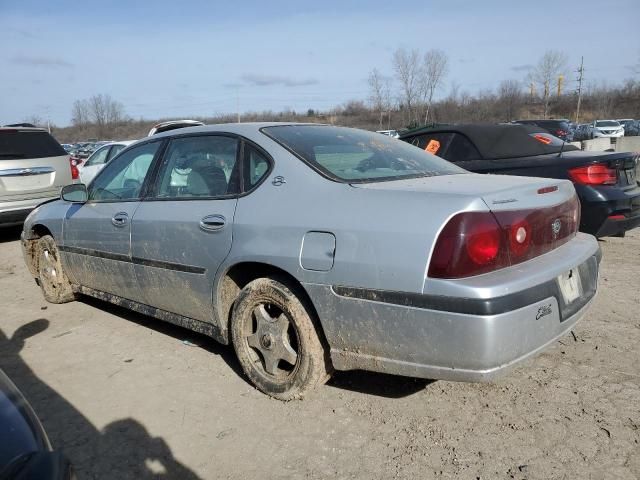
left=36, top=235, right=78, bottom=304
left=231, top=277, right=332, bottom=400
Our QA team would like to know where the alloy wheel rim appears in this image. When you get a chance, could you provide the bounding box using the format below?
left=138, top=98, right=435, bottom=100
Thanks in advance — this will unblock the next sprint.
left=40, top=248, right=59, bottom=291
left=245, top=303, right=299, bottom=378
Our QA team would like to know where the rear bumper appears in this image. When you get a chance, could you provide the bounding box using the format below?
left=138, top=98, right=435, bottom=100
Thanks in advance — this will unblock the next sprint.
left=0, top=208, right=33, bottom=227
left=0, top=196, right=58, bottom=226
left=306, top=237, right=601, bottom=382
left=577, top=185, right=640, bottom=237
left=594, top=211, right=640, bottom=237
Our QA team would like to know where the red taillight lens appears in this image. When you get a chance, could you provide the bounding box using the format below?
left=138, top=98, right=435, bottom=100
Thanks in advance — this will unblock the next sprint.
left=466, top=220, right=501, bottom=265
left=69, top=157, right=79, bottom=180
left=429, top=197, right=580, bottom=279
left=429, top=212, right=507, bottom=278
left=568, top=164, right=617, bottom=185
left=533, top=133, right=552, bottom=145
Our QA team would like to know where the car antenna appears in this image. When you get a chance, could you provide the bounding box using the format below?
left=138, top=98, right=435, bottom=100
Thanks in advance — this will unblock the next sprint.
left=557, top=136, right=567, bottom=158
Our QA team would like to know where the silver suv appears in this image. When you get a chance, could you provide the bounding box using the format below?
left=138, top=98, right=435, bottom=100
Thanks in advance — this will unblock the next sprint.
left=0, top=126, right=72, bottom=226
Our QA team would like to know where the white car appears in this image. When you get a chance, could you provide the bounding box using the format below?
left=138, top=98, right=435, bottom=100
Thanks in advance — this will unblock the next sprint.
left=592, top=120, right=624, bottom=138
left=147, top=120, right=204, bottom=136
left=376, top=129, right=400, bottom=138
left=78, top=140, right=136, bottom=185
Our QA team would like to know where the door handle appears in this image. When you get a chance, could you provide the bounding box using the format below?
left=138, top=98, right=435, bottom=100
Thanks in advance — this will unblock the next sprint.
left=111, top=212, right=129, bottom=227
left=200, top=214, right=226, bottom=232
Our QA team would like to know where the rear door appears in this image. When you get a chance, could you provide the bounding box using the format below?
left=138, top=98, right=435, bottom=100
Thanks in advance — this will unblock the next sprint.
left=130, top=134, right=242, bottom=322
left=62, top=140, right=163, bottom=301
left=0, top=128, right=72, bottom=202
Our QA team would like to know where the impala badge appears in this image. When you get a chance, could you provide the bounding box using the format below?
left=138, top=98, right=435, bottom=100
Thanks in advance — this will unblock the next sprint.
left=551, top=218, right=562, bottom=238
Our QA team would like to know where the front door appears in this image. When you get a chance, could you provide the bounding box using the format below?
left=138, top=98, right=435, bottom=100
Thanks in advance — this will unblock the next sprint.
left=130, top=134, right=240, bottom=322
left=62, top=140, right=162, bottom=301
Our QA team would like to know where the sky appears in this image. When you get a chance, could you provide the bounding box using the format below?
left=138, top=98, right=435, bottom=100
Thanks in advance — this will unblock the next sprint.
left=1, top=0, right=638, bottom=126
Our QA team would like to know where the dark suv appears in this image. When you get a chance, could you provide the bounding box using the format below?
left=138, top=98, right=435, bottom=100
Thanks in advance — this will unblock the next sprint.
left=513, top=119, right=574, bottom=142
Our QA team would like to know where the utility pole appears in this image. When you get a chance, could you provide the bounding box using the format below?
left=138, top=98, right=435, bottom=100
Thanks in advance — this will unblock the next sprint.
left=44, top=105, right=51, bottom=133
left=557, top=75, right=564, bottom=96
left=235, top=87, right=240, bottom=123
left=575, top=56, right=584, bottom=124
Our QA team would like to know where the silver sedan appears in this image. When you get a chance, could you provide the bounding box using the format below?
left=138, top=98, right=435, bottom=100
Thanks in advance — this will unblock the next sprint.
left=21, top=123, right=600, bottom=400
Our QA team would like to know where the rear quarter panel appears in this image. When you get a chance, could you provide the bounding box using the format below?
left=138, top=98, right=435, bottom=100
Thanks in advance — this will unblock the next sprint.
left=222, top=144, right=487, bottom=295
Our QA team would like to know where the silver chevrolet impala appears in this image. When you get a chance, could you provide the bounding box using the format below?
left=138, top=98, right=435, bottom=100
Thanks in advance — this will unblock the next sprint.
left=21, top=123, right=600, bottom=400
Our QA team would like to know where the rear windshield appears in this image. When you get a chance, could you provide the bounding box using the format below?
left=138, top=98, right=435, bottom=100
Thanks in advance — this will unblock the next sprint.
left=0, top=130, right=67, bottom=160
left=596, top=121, right=620, bottom=127
left=262, top=125, right=464, bottom=182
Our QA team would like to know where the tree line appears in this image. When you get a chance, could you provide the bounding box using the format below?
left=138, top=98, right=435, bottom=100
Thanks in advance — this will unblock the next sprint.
left=34, top=49, right=640, bottom=143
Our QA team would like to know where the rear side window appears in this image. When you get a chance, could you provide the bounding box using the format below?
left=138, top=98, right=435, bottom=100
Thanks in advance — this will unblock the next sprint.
left=83, top=146, right=110, bottom=167
left=408, top=132, right=480, bottom=162
left=107, top=144, right=127, bottom=161
left=244, top=145, right=271, bottom=190
left=0, top=130, right=67, bottom=160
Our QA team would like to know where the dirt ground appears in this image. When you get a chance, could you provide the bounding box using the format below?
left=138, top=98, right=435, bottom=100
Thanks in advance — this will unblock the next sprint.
left=0, top=226, right=639, bottom=480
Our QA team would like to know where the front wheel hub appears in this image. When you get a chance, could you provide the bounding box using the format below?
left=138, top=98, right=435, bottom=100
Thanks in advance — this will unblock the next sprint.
left=260, top=333, right=273, bottom=349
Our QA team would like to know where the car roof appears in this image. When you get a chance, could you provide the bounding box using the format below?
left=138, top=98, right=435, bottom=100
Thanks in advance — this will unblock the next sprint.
left=0, top=126, right=48, bottom=132
left=399, top=123, right=577, bottom=159
left=147, top=122, right=327, bottom=140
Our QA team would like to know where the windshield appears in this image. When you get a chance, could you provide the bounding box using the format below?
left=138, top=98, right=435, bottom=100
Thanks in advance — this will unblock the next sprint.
left=596, top=121, right=620, bottom=127
left=262, top=125, right=464, bottom=183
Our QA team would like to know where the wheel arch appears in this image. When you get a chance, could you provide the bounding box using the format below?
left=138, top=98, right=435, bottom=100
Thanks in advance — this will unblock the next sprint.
left=214, top=261, right=330, bottom=351
left=22, top=224, right=54, bottom=277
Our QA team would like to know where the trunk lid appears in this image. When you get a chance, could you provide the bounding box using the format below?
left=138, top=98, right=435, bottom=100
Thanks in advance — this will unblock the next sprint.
left=352, top=173, right=576, bottom=212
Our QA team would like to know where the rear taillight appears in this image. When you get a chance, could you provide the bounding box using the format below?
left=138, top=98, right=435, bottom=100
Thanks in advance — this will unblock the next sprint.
left=568, top=163, right=617, bottom=185
left=429, top=196, right=580, bottom=279
left=69, top=157, right=79, bottom=180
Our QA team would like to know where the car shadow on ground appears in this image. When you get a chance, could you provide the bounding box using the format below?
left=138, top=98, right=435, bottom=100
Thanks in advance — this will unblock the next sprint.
left=328, top=371, right=434, bottom=399
left=0, top=319, right=203, bottom=480
left=79, top=295, right=247, bottom=380
left=0, top=226, right=22, bottom=243
left=81, top=296, right=434, bottom=400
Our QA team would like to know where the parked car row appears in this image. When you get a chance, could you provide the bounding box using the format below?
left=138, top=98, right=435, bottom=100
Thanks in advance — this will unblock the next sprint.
left=513, top=118, right=640, bottom=142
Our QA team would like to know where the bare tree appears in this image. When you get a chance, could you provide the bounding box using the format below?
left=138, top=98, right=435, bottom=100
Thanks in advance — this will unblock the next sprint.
left=368, top=68, right=392, bottom=129
left=88, top=94, right=125, bottom=131
left=71, top=99, right=90, bottom=127
left=393, top=47, right=421, bottom=125
left=71, top=94, right=126, bottom=136
left=530, top=50, right=568, bottom=118
left=23, top=115, right=44, bottom=127
left=498, top=79, right=523, bottom=121
left=419, top=49, right=448, bottom=123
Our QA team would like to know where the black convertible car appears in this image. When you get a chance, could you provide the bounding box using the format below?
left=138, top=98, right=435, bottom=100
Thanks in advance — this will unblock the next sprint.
left=400, top=124, right=640, bottom=237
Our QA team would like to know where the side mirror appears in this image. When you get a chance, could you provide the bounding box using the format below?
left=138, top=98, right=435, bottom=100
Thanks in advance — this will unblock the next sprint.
left=61, top=184, right=88, bottom=203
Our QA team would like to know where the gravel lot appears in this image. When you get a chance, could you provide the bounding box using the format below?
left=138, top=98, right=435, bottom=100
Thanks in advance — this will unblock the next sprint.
left=1, top=226, right=639, bottom=480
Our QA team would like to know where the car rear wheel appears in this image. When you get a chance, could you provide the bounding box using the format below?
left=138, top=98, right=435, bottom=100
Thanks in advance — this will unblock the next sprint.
left=36, top=235, right=77, bottom=304
left=231, top=277, right=331, bottom=400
